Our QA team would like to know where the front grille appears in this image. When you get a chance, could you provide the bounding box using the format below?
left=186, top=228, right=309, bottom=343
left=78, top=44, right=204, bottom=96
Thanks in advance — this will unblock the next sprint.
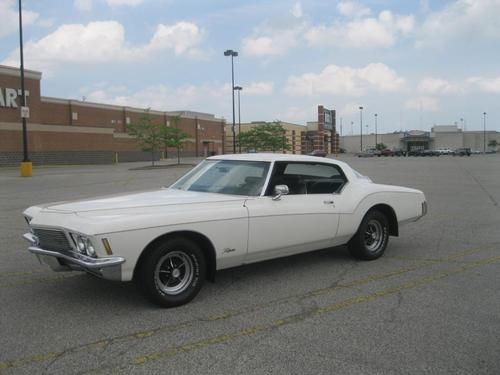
left=33, top=229, right=72, bottom=252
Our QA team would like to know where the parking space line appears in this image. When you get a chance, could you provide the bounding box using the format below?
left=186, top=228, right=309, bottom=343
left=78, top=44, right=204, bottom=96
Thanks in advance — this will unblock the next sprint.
left=0, top=244, right=495, bottom=372
left=109, top=254, right=500, bottom=372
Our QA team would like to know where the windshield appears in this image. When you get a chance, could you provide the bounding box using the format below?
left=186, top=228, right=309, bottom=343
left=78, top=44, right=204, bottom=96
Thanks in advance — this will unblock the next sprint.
left=171, top=160, right=271, bottom=196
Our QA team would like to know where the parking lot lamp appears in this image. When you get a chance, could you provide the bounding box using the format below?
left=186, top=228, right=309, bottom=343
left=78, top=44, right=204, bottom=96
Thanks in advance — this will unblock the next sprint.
left=224, top=49, right=238, bottom=153
left=483, top=112, right=487, bottom=154
left=234, top=86, right=242, bottom=153
left=18, top=0, right=31, bottom=177
left=359, top=106, right=363, bottom=151
left=374, top=113, right=378, bottom=149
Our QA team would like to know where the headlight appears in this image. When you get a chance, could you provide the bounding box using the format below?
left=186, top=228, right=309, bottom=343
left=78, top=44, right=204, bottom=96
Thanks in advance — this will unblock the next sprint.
left=85, top=238, right=96, bottom=257
left=71, top=234, right=97, bottom=258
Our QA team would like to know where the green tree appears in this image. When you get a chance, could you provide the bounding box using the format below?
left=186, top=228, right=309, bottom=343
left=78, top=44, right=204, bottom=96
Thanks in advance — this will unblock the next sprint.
left=163, top=115, right=190, bottom=164
left=376, top=143, right=387, bottom=150
left=488, top=139, right=498, bottom=148
left=127, top=109, right=163, bottom=166
left=239, top=121, right=290, bottom=153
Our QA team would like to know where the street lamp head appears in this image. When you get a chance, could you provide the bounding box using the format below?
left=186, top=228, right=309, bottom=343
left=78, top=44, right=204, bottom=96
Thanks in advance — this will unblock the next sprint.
left=359, top=106, right=363, bottom=110
left=375, top=113, right=377, bottom=117
left=224, top=49, right=238, bottom=56
left=234, top=86, right=243, bottom=91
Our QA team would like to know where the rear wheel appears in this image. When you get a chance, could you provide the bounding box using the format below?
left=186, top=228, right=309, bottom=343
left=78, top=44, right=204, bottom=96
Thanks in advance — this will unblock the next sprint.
left=348, top=210, right=389, bottom=260
left=137, top=237, right=206, bottom=307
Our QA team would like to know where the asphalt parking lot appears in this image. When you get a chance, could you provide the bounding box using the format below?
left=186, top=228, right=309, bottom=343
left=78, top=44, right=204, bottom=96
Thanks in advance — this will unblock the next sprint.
left=1, top=154, right=499, bottom=374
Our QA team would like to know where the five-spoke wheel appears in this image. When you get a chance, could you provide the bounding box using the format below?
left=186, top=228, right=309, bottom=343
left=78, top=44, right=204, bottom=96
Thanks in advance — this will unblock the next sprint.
left=348, top=210, right=389, bottom=260
left=137, top=237, right=206, bottom=307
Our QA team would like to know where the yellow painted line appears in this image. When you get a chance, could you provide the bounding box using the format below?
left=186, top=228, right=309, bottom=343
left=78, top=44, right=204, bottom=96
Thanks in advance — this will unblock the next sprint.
left=0, top=245, right=495, bottom=371
left=121, top=255, right=500, bottom=370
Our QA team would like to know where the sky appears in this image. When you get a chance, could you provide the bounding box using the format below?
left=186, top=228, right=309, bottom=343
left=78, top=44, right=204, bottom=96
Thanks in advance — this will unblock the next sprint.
left=1, top=0, right=499, bottom=133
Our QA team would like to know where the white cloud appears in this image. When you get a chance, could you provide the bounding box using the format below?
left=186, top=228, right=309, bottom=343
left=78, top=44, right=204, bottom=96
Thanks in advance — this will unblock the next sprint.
left=306, top=10, right=414, bottom=48
left=417, top=75, right=500, bottom=95
left=418, top=78, right=466, bottom=95
left=244, top=81, right=274, bottom=95
left=80, top=80, right=275, bottom=112
left=0, top=0, right=39, bottom=38
left=417, top=0, right=500, bottom=47
left=291, top=2, right=303, bottom=18
left=337, top=1, right=371, bottom=18
left=284, top=63, right=405, bottom=97
left=146, top=22, right=204, bottom=56
left=467, top=76, right=500, bottom=93
left=404, top=96, right=439, bottom=112
left=242, top=26, right=303, bottom=56
left=2, top=20, right=205, bottom=71
left=74, top=0, right=92, bottom=11
left=106, top=0, right=144, bottom=6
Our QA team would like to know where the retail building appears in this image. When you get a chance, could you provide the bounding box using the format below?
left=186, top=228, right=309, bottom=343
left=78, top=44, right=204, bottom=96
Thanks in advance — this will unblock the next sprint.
left=0, top=65, right=225, bottom=166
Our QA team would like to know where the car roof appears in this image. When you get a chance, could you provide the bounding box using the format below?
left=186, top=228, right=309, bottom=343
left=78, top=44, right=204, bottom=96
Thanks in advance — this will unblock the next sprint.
left=207, top=153, right=355, bottom=178
left=209, top=152, right=334, bottom=163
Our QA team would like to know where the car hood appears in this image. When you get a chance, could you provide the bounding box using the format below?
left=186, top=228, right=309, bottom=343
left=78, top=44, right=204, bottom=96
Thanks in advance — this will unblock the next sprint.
left=35, top=188, right=246, bottom=214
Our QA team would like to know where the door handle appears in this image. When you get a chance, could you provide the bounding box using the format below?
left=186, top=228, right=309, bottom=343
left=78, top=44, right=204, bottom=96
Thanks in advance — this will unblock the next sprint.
left=323, top=200, right=335, bottom=205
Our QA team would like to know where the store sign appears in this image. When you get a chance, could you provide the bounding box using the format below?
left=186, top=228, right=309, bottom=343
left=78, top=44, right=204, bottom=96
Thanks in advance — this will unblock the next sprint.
left=323, top=108, right=335, bottom=131
left=0, top=87, right=30, bottom=108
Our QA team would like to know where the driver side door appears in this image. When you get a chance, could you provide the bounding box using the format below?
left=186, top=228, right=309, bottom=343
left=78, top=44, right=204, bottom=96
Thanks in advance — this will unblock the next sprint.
left=243, top=161, right=347, bottom=264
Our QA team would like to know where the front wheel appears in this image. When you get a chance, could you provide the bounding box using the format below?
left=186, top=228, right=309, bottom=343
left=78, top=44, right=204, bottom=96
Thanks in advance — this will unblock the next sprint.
left=348, top=210, right=389, bottom=260
left=137, top=237, right=206, bottom=307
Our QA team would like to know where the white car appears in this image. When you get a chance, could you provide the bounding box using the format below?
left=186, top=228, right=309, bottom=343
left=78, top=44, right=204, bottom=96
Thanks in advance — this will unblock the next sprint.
left=23, top=154, right=427, bottom=307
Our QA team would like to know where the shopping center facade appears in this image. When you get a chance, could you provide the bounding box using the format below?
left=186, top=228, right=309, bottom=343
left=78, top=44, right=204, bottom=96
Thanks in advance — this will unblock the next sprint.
left=0, top=65, right=225, bottom=166
left=340, top=125, right=500, bottom=153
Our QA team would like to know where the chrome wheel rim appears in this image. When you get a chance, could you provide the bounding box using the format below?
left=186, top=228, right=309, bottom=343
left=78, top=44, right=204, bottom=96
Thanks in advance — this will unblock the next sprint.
left=155, top=251, right=194, bottom=295
left=364, top=219, right=384, bottom=252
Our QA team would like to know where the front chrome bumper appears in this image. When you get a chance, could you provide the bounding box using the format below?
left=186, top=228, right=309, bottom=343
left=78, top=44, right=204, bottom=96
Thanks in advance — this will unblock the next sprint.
left=23, top=232, right=125, bottom=280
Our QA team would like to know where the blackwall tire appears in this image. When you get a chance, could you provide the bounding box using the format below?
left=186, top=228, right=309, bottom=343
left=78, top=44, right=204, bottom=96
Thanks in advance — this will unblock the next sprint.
left=137, top=237, right=206, bottom=307
left=348, top=210, right=389, bottom=260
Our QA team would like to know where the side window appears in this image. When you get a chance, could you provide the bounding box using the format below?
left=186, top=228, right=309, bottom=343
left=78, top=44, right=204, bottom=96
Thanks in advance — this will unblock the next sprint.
left=267, top=162, right=347, bottom=195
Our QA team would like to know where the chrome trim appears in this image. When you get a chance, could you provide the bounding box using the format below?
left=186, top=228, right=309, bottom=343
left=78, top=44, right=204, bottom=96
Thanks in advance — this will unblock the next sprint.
left=272, top=185, right=289, bottom=201
left=24, top=233, right=125, bottom=269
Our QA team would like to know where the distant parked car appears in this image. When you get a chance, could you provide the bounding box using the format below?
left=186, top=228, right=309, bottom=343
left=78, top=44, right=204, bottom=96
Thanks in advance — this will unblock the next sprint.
left=392, top=149, right=407, bottom=157
left=378, top=149, right=394, bottom=157
left=357, top=149, right=376, bottom=157
left=409, top=149, right=439, bottom=156
left=436, top=148, right=453, bottom=155
left=453, top=148, right=471, bottom=156
left=408, top=149, right=424, bottom=156
left=309, top=149, right=327, bottom=157
left=423, top=150, right=440, bottom=156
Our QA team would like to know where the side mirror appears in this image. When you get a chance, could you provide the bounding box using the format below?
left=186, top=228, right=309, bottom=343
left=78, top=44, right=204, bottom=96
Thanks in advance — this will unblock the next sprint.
left=272, top=184, right=289, bottom=201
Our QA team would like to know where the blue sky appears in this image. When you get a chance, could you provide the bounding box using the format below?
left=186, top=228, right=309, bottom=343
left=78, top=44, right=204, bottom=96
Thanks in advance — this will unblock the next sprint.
left=1, top=0, right=499, bottom=133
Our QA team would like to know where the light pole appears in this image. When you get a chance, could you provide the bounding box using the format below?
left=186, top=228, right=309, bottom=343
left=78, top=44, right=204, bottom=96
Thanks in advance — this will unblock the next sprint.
left=18, top=0, right=31, bottom=177
left=374, top=113, right=378, bottom=149
left=359, top=106, right=364, bottom=151
left=460, top=117, right=464, bottom=131
left=483, top=112, right=487, bottom=154
left=234, top=86, right=242, bottom=153
left=224, top=49, right=238, bottom=153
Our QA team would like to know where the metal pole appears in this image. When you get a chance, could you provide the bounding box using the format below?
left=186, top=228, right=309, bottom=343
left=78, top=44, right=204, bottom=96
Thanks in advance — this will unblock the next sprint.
left=19, top=0, right=28, bottom=162
left=483, top=112, right=486, bottom=154
left=237, top=89, right=241, bottom=153
left=375, top=113, right=378, bottom=149
left=231, top=55, right=236, bottom=153
left=359, top=106, right=363, bottom=151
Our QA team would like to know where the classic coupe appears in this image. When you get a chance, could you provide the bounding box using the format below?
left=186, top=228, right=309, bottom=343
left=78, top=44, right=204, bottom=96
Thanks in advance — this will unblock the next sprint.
left=23, top=154, right=426, bottom=307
